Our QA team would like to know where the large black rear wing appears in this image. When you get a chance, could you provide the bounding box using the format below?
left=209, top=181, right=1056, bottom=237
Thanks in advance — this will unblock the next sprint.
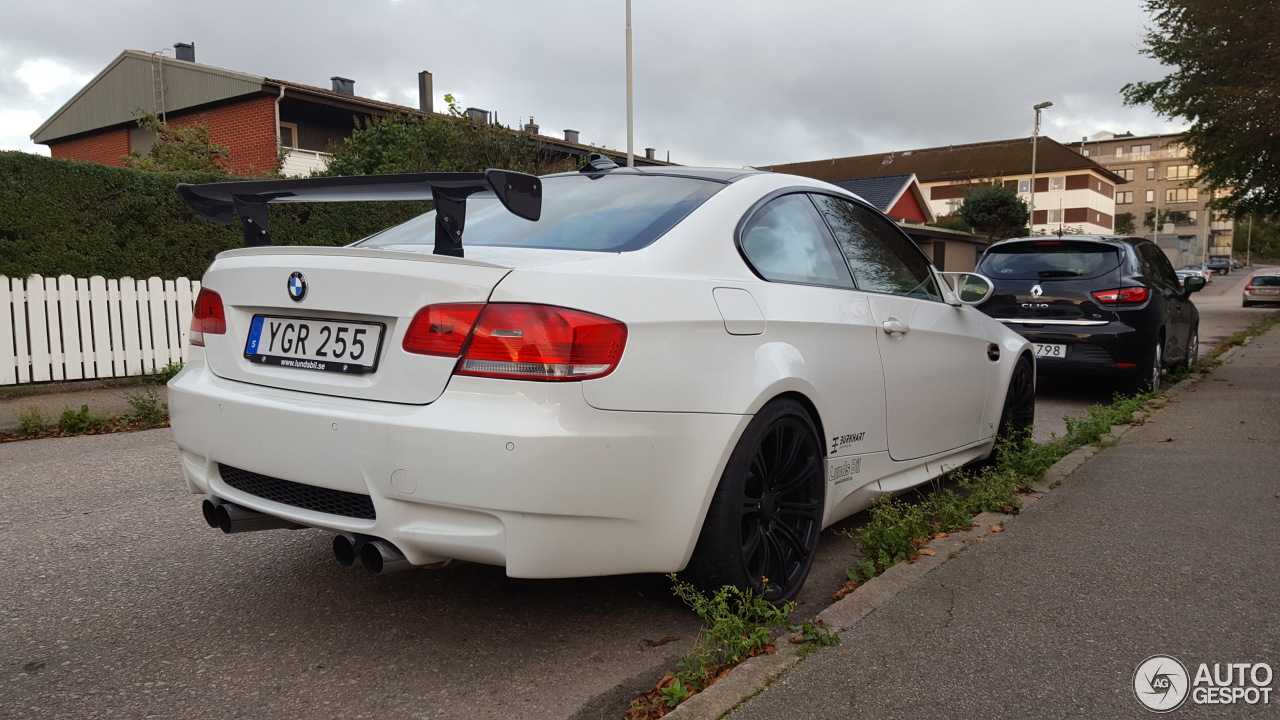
left=177, top=169, right=541, bottom=258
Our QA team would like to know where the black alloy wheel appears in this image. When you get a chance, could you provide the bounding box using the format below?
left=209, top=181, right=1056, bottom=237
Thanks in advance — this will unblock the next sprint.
left=684, top=399, right=824, bottom=603
left=997, top=355, right=1036, bottom=443
left=1184, top=329, right=1199, bottom=372
left=1130, top=339, right=1163, bottom=393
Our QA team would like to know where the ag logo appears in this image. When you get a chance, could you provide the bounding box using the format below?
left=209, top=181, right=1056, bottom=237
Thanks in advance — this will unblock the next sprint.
left=1134, top=655, right=1190, bottom=712
left=287, top=271, right=307, bottom=302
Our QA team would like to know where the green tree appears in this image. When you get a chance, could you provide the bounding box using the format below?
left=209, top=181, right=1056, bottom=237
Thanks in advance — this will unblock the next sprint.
left=324, top=95, right=576, bottom=176
left=958, top=184, right=1030, bottom=241
left=1122, top=0, right=1280, bottom=218
left=1235, top=216, right=1280, bottom=261
left=1115, top=212, right=1137, bottom=235
left=123, top=114, right=231, bottom=174
left=930, top=213, right=974, bottom=233
left=1143, top=207, right=1173, bottom=233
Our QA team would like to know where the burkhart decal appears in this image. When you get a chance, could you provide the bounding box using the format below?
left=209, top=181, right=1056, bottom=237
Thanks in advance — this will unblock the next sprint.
left=830, top=431, right=866, bottom=454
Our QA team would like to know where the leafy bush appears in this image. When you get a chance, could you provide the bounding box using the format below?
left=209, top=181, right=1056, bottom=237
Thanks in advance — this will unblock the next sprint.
left=125, top=388, right=169, bottom=428
left=17, top=405, right=48, bottom=436
left=0, top=152, right=424, bottom=280
left=58, top=404, right=108, bottom=434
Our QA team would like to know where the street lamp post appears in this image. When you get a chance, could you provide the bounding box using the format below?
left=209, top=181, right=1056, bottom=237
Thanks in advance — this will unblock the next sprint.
left=1029, top=101, right=1053, bottom=234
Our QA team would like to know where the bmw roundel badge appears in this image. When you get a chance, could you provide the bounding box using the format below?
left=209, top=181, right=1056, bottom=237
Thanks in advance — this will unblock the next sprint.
left=287, top=271, right=308, bottom=302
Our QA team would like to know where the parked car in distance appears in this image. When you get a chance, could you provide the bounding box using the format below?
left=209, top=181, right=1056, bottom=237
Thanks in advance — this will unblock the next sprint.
left=1176, top=264, right=1212, bottom=285
left=168, top=158, right=1036, bottom=602
left=1205, top=257, right=1232, bottom=275
left=975, top=235, right=1205, bottom=393
left=1242, top=273, right=1280, bottom=307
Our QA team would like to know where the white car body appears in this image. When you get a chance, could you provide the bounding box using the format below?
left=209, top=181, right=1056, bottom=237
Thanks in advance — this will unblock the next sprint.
left=170, top=165, right=1033, bottom=598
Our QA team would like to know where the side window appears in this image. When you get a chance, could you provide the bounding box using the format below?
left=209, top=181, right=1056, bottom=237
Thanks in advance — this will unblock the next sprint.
left=739, top=194, right=854, bottom=288
left=811, top=195, right=942, bottom=301
left=1140, top=243, right=1178, bottom=287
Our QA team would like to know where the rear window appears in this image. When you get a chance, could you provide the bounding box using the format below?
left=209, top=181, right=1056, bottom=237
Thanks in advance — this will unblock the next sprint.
left=1253, top=275, right=1280, bottom=287
left=978, top=241, right=1123, bottom=281
left=358, top=173, right=724, bottom=253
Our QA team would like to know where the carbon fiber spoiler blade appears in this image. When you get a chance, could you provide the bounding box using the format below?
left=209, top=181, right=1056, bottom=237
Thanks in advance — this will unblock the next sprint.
left=176, top=169, right=541, bottom=257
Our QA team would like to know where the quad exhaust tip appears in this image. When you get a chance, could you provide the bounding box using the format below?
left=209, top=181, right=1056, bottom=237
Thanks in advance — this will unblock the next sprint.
left=201, top=498, right=302, bottom=534
left=332, top=534, right=452, bottom=574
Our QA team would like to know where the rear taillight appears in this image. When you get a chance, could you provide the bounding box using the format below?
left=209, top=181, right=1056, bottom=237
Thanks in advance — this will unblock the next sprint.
left=1092, top=287, right=1150, bottom=305
left=402, top=303, right=627, bottom=381
left=189, top=288, right=226, bottom=346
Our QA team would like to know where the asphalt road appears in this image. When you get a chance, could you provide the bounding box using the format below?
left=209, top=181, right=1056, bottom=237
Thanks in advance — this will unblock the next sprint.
left=1, top=266, right=1275, bottom=719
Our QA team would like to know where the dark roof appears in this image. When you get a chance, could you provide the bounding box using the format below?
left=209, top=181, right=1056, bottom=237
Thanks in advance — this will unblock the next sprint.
left=829, top=174, right=914, bottom=211
left=764, top=136, right=1124, bottom=185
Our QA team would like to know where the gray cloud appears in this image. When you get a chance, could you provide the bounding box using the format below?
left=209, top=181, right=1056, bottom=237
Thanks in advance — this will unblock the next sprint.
left=0, top=0, right=1182, bottom=166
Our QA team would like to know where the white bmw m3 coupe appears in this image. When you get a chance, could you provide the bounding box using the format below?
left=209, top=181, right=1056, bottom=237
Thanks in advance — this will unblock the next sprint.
left=170, top=156, right=1035, bottom=601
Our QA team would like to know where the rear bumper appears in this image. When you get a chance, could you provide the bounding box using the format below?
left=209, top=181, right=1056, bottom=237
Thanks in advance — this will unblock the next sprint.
left=1000, top=321, right=1152, bottom=376
left=169, top=356, right=749, bottom=578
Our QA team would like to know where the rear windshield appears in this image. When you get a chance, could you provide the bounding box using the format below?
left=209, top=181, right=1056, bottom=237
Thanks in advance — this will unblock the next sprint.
left=978, top=241, right=1123, bottom=281
left=358, top=173, right=724, bottom=253
left=1253, top=275, right=1280, bottom=287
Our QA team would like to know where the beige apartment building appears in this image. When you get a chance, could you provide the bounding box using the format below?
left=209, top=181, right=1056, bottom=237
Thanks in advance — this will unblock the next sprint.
left=1067, top=132, right=1233, bottom=265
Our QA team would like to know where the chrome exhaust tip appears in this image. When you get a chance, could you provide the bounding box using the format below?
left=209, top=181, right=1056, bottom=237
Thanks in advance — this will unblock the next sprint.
left=332, top=534, right=360, bottom=567
left=359, top=539, right=413, bottom=575
left=207, top=498, right=302, bottom=534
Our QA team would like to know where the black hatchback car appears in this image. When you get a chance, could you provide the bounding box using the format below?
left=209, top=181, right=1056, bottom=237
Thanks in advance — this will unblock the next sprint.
left=975, top=236, right=1206, bottom=392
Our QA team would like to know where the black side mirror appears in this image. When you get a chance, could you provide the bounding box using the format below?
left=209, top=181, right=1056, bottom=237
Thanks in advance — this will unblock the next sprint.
left=1182, top=275, right=1207, bottom=293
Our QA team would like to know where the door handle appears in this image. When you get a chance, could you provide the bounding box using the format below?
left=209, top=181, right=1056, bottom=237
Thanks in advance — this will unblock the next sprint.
left=882, top=318, right=910, bottom=335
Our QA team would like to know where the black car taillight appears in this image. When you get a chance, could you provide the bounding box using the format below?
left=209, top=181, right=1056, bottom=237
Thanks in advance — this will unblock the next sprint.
left=1092, top=287, right=1150, bottom=306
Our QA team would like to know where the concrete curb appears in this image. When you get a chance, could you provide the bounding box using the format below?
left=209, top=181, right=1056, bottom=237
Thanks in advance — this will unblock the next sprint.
left=664, top=366, right=1216, bottom=720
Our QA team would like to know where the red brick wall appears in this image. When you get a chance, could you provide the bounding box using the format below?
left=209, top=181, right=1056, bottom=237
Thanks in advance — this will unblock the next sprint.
left=49, top=129, right=131, bottom=166
left=168, top=96, right=279, bottom=175
left=46, top=95, right=279, bottom=176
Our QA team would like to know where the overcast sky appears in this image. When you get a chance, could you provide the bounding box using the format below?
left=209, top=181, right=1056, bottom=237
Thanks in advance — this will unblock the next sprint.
left=0, top=0, right=1185, bottom=168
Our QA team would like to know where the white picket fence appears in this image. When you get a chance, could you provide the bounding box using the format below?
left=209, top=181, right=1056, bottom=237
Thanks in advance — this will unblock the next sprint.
left=0, top=275, right=201, bottom=386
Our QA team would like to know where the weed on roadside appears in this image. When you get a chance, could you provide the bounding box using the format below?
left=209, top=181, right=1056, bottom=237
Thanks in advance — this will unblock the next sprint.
left=58, top=405, right=109, bottom=434
left=17, top=405, right=48, bottom=436
left=147, top=362, right=184, bottom=384
left=123, top=388, right=170, bottom=428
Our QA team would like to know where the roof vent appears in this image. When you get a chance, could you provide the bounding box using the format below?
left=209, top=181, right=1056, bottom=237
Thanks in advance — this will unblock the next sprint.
left=331, top=76, right=355, bottom=95
left=644, top=148, right=656, bottom=160
left=174, top=42, right=195, bottom=62
left=465, top=107, right=490, bottom=124
left=524, top=117, right=539, bottom=134
left=564, top=129, right=580, bottom=144
left=418, top=71, right=433, bottom=113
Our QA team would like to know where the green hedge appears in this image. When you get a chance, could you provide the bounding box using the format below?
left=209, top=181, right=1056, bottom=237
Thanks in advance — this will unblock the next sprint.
left=0, top=152, right=426, bottom=280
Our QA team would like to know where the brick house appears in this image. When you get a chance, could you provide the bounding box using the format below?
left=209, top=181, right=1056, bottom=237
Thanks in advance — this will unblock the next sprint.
left=32, top=43, right=668, bottom=176
left=765, top=137, right=1126, bottom=236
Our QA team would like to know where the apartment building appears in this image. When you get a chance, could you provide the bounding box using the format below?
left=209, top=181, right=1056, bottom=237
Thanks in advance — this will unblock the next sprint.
left=1067, top=132, right=1232, bottom=263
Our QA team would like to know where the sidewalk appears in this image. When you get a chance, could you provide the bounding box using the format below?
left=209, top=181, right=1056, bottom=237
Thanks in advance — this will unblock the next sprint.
left=0, top=380, right=167, bottom=432
left=683, top=330, right=1280, bottom=719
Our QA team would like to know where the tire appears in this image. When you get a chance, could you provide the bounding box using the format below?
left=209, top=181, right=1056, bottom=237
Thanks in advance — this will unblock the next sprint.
left=1183, top=328, right=1199, bottom=372
left=683, top=399, right=824, bottom=603
left=996, top=355, right=1036, bottom=443
left=1128, top=337, right=1163, bottom=394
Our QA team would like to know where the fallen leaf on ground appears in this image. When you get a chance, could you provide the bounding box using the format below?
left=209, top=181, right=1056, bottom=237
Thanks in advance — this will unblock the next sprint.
left=1160, top=438, right=1175, bottom=443
left=988, top=525, right=1005, bottom=533
left=918, top=548, right=936, bottom=556
left=932, top=532, right=949, bottom=539
left=831, top=579, right=859, bottom=601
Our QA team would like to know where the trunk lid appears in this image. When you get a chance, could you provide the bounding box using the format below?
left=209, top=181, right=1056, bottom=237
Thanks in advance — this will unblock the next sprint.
left=977, top=240, right=1124, bottom=323
left=197, top=245, right=593, bottom=404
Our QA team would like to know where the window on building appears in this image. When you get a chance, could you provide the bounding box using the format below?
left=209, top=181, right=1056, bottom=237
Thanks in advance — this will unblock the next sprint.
left=1018, top=179, right=1030, bottom=193
left=1145, top=190, right=1155, bottom=203
left=1168, top=210, right=1198, bottom=225
left=1117, top=191, right=1133, bottom=204
left=1117, top=169, right=1134, bottom=181
left=1115, top=147, right=1125, bottom=158
left=278, top=122, right=299, bottom=148
left=1166, top=164, right=1197, bottom=180
left=1146, top=167, right=1156, bottom=180
left=1082, top=149, right=1091, bottom=157
left=1166, top=188, right=1199, bottom=204
left=1048, top=209, right=1063, bottom=223
left=1050, top=177, right=1064, bottom=191
left=1131, top=144, right=1152, bottom=159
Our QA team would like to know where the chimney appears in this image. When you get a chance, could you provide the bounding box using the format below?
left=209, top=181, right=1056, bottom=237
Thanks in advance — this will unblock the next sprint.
left=644, top=148, right=655, bottom=160
left=174, top=42, right=195, bottom=62
left=331, top=76, right=355, bottom=95
left=418, top=71, right=433, bottom=113
left=564, top=129, right=580, bottom=144
left=524, top=117, right=539, bottom=134
left=465, top=107, right=489, bottom=124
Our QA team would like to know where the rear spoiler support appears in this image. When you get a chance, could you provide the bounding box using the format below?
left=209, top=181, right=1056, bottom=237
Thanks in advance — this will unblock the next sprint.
left=177, top=169, right=542, bottom=257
